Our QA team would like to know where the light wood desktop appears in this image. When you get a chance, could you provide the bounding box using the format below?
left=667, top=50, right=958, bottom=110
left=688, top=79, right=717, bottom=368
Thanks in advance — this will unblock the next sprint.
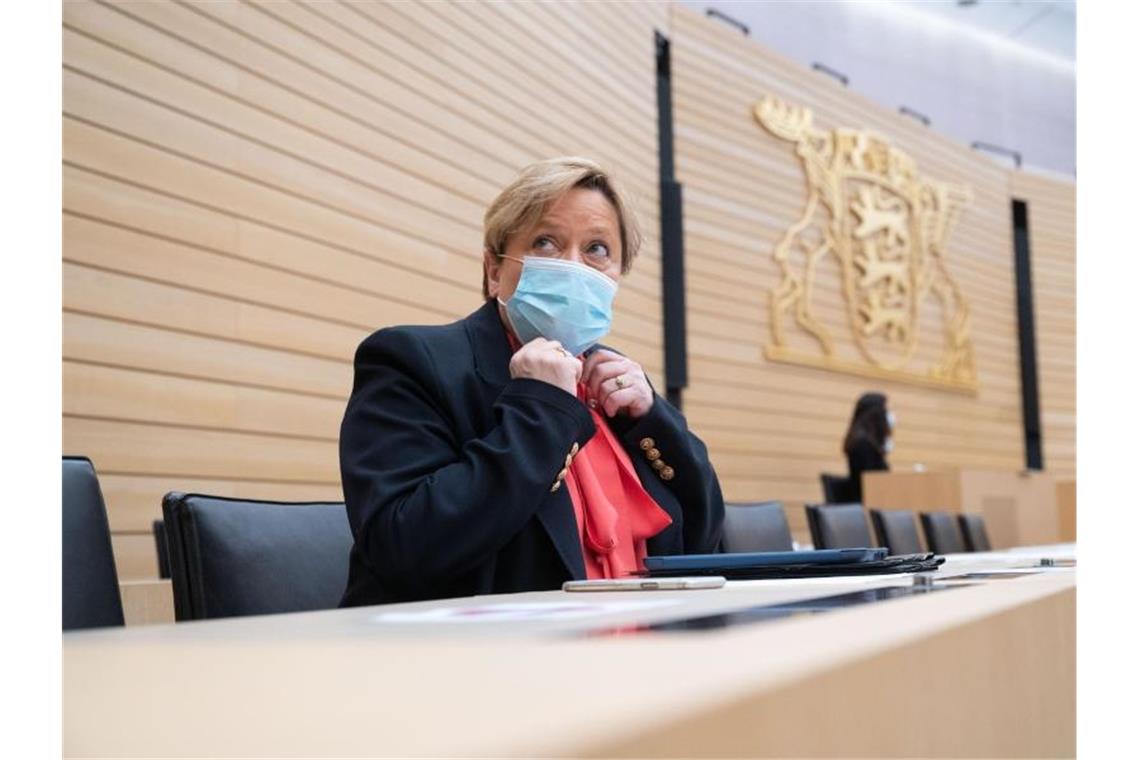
left=67, top=546, right=1075, bottom=758
left=862, top=469, right=1062, bottom=548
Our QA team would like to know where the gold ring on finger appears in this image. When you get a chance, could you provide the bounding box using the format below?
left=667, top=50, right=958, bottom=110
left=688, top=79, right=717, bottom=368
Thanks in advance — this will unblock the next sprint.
left=615, top=374, right=628, bottom=389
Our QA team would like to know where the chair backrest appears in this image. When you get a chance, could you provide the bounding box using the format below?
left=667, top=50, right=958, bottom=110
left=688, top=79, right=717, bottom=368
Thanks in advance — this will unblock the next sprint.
left=870, top=509, right=924, bottom=555
left=152, top=519, right=171, bottom=579
left=920, top=511, right=967, bottom=554
left=62, top=457, right=124, bottom=631
left=820, top=473, right=857, bottom=505
left=163, top=493, right=353, bottom=621
left=957, top=513, right=992, bottom=552
left=805, top=503, right=874, bottom=549
left=722, top=501, right=793, bottom=553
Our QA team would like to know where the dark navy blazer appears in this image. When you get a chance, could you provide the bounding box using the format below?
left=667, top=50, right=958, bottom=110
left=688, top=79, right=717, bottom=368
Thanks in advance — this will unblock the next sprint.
left=339, top=300, right=725, bottom=606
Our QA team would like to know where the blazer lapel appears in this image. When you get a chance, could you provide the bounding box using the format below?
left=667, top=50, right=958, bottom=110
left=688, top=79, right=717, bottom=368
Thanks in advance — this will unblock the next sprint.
left=535, top=492, right=588, bottom=580
left=463, top=301, right=587, bottom=581
left=465, top=300, right=512, bottom=389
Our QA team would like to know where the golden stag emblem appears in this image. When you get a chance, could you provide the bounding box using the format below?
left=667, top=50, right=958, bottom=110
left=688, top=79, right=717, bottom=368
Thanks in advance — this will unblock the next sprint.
left=753, top=96, right=978, bottom=392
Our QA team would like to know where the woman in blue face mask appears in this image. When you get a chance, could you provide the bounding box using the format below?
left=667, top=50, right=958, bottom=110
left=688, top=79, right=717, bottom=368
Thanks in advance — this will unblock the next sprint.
left=338, top=157, right=726, bottom=606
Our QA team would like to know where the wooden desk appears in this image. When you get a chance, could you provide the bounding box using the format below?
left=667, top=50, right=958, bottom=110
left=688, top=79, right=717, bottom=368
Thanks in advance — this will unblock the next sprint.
left=863, top=469, right=1061, bottom=548
left=66, top=547, right=1075, bottom=758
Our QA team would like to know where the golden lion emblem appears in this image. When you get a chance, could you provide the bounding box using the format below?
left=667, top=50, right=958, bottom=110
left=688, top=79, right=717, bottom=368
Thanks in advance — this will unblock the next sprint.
left=754, top=96, right=978, bottom=392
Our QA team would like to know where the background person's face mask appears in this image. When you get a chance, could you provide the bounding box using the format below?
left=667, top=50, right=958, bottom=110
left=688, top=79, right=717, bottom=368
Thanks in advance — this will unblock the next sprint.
left=497, top=256, right=617, bottom=356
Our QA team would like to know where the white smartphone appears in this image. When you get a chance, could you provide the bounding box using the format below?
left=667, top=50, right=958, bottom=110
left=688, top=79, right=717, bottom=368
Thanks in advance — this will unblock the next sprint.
left=562, top=576, right=726, bottom=592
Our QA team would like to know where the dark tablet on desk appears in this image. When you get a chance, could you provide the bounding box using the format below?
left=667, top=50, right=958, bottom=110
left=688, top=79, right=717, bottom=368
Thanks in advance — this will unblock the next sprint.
left=643, top=548, right=887, bottom=572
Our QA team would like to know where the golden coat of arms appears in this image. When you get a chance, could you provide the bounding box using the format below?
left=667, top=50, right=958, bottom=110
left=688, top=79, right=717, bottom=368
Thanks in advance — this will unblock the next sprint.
left=753, top=96, right=978, bottom=392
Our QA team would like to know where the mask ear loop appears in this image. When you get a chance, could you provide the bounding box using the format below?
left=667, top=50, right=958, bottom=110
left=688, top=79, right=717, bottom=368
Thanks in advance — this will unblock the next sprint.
left=493, top=252, right=524, bottom=342
left=495, top=254, right=526, bottom=306
left=491, top=251, right=524, bottom=307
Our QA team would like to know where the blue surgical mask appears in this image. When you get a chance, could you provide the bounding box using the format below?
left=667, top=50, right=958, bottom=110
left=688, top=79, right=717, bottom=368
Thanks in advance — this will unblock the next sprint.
left=497, top=256, right=617, bottom=356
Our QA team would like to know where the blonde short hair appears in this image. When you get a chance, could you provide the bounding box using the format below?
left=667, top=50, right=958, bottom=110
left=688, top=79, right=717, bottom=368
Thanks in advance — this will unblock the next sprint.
left=482, top=157, right=641, bottom=298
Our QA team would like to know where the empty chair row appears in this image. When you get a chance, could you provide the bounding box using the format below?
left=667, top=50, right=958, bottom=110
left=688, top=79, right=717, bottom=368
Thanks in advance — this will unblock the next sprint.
left=816, top=475, right=992, bottom=553
left=806, top=503, right=991, bottom=554
left=62, top=456, right=352, bottom=628
left=722, top=501, right=989, bottom=556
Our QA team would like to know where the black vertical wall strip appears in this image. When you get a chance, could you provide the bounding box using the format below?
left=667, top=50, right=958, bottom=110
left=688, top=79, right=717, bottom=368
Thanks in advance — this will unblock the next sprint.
left=1012, top=199, right=1044, bottom=470
left=656, top=32, right=687, bottom=409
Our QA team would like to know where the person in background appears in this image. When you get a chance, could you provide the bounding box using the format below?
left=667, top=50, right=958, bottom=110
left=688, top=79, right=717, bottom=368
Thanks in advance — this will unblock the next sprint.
left=338, top=157, right=725, bottom=606
left=843, top=392, right=894, bottom=503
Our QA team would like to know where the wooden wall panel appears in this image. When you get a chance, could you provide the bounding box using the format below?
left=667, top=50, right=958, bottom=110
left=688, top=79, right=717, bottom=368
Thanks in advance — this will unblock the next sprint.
left=63, top=0, right=668, bottom=577
left=111, top=534, right=161, bottom=582
left=1011, top=171, right=1076, bottom=480
left=670, top=5, right=1046, bottom=508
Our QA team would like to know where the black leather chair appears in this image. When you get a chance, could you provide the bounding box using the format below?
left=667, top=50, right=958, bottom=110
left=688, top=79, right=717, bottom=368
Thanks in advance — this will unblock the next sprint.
left=820, top=473, right=857, bottom=504
left=870, top=509, right=924, bottom=555
left=958, top=513, right=993, bottom=552
left=152, top=519, right=171, bottom=579
left=805, top=503, right=875, bottom=549
left=162, top=493, right=353, bottom=621
left=920, top=511, right=967, bottom=554
left=722, top=501, right=794, bottom=553
left=62, top=457, right=124, bottom=630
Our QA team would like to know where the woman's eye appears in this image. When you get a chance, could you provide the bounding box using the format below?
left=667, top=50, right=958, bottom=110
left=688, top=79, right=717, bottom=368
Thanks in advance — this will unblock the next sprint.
left=532, top=236, right=557, bottom=254
left=586, top=242, right=611, bottom=259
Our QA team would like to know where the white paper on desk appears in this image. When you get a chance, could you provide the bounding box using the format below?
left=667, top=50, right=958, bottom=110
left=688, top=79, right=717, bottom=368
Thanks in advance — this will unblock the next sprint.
left=373, top=599, right=677, bottom=624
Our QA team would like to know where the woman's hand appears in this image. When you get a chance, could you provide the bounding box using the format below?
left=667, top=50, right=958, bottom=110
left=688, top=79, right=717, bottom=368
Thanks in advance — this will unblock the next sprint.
left=509, top=338, right=583, bottom=397
left=582, top=349, right=655, bottom=419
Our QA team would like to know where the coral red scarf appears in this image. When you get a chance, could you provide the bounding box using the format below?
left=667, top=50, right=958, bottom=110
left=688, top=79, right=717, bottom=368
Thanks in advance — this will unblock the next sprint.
left=566, top=382, right=673, bottom=578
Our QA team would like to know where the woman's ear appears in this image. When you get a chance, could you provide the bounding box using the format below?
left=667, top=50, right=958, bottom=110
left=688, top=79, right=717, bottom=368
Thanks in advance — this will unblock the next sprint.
left=483, top=248, right=502, bottom=299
